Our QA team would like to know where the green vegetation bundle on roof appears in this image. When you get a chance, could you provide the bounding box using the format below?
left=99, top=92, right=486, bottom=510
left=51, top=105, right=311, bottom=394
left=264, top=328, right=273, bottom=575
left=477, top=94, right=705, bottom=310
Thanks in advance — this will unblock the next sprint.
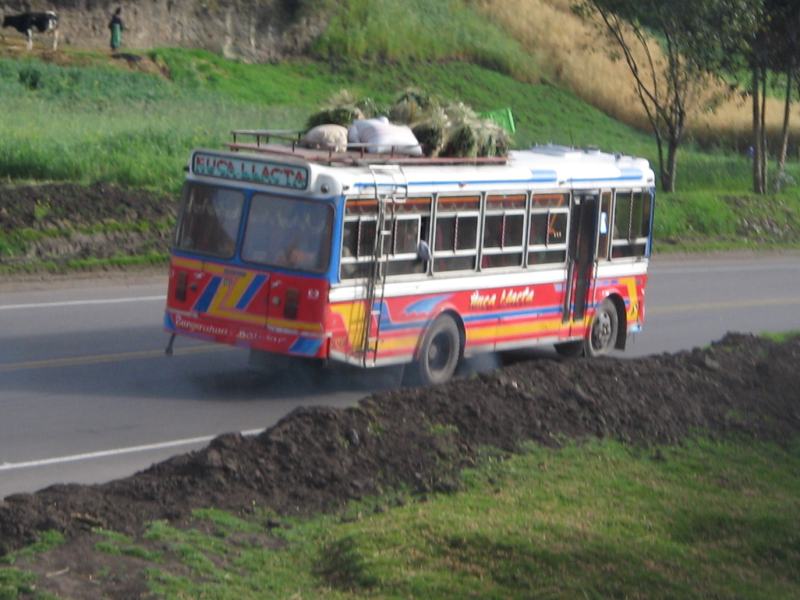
left=306, top=88, right=513, bottom=157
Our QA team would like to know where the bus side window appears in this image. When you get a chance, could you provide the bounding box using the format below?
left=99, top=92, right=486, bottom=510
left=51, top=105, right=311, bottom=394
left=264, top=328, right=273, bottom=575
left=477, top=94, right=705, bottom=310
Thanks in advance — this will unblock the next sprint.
left=433, top=195, right=480, bottom=273
left=481, top=193, right=525, bottom=269
left=386, top=197, right=431, bottom=277
left=527, top=194, right=569, bottom=266
left=611, top=190, right=649, bottom=259
left=340, top=199, right=378, bottom=279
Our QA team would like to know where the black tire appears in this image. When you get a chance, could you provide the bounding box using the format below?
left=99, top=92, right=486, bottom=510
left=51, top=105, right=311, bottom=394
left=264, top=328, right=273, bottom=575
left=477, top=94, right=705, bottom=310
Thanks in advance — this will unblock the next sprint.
left=585, top=299, right=619, bottom=357
left=555, top=340, right=584, bottom=358
left=411, top=314, right=462, bottom=386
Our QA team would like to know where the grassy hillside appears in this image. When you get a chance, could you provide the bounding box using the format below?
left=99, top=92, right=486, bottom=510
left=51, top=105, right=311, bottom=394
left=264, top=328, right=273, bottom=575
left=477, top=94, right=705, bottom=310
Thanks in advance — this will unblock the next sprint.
left=1, top=0, right=800, bottom=269
left=0, top=51, right=652, bottom=192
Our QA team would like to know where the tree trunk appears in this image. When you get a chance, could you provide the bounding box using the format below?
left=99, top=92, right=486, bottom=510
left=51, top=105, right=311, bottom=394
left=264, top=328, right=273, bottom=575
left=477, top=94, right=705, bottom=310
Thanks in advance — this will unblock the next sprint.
left=776, top=61, right=794, bottom=187
left=752, top=66, right=763, bottom=194
left=662, top=137, right=679, bottom=192
left=653, top=132, right=668, bottom=192
left=760, top=69, right=768, bottom=192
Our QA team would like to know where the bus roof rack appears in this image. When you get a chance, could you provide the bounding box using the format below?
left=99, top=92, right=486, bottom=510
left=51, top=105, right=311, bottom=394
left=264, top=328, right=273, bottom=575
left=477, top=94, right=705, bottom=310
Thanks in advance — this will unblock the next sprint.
left=228, top=129, right=509, bottom=167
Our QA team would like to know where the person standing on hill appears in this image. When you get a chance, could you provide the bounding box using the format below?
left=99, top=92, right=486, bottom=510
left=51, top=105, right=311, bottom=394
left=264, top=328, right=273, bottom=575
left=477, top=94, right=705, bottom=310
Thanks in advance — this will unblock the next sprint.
left=108, top=7, right=123, bottom=51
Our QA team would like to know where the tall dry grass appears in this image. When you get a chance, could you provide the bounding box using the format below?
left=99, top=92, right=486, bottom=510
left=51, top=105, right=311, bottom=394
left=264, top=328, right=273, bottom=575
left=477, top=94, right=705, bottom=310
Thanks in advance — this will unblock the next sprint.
left=475, top=0, right=799, bottom=151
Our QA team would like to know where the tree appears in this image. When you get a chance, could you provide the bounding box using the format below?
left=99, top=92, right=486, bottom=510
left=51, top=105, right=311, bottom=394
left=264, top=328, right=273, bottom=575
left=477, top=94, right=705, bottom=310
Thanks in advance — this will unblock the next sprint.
left=576, top=0, right=753, bottom=192
left=769, top=0, right=800, bottom=189
left=717, top=0, right=799, bottom=193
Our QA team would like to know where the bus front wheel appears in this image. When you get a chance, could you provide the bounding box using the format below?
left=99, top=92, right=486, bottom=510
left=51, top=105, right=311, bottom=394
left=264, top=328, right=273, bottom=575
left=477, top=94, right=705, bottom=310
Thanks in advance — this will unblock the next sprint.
left=410, top=314, right=461, bottom=386
left=585, top=299, right=619, bottom=357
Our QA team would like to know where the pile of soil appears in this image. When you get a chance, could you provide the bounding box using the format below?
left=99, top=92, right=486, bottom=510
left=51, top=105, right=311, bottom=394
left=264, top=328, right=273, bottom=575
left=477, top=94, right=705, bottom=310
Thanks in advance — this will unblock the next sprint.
left=1, top=333, right=799, bottom=559
left=0, top=182, right=176, bottom=266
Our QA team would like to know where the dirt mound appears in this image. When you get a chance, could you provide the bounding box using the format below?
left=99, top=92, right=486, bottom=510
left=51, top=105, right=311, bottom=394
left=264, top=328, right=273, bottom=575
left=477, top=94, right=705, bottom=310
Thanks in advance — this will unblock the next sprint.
left=1, top=333, right=799, bottom=556
left=0, top=182, right=176, bottom=267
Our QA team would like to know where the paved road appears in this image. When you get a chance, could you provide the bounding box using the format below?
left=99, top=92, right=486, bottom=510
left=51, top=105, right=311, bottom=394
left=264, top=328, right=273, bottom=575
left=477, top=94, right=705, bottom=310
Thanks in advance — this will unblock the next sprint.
left=1, top=253, right=799, bottom=497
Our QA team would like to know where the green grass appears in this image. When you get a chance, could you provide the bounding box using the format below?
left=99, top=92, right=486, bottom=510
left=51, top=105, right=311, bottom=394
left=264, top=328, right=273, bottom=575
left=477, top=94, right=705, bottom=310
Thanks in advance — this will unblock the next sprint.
left=655, top=188, right=800, bottom=247
left=761, top=331, right=800, bottom=343
left=38, top=437, right=787, bottom=599
left=0, top=531, right=65, bottom=567
left=94, top=529, right=163, bottom=562
left=311, top=0, right=536, bottom=81
left=0, top=251, right=169, bottom=276
left=0, top=569, right=38, bottom=600
left=0, top=52, right=653, bottom=193
left=4, top=439, right=797, bottom=597
left=0, top=530, right=64, bottom=599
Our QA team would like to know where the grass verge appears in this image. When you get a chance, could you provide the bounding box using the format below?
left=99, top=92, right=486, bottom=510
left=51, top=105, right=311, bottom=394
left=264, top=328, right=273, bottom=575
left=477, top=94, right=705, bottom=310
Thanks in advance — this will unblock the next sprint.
left=11, top=438, right=797, bottom=599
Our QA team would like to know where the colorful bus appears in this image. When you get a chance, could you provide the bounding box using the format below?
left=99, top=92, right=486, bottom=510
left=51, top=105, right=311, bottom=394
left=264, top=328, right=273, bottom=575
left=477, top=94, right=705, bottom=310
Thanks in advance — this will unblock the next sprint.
left=164, top=132, right=655, bottom=384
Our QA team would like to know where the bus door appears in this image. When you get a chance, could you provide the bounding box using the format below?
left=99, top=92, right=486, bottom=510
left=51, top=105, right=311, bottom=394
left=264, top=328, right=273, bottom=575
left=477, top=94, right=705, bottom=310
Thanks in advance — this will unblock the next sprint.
left=563, top=192, right=600, bottom=334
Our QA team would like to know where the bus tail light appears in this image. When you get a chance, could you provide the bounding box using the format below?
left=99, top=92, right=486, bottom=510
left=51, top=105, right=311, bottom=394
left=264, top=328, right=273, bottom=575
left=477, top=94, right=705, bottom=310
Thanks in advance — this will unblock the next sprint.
left=175, top=271, right=188, bottom=302
left=284, top=288, right=299, bottom=320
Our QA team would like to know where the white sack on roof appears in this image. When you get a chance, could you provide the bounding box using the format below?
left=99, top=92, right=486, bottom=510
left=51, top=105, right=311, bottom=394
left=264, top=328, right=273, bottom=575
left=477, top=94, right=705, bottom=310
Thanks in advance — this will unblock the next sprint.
left=347, top=116, right=389, bottom=144
left=348, top=117, right=423, bottom=156
left=300, top=124, right=348, bottom=153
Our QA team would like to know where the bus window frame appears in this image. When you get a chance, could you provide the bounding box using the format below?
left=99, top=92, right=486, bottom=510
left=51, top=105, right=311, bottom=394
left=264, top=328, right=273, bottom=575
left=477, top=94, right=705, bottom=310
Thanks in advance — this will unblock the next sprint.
left=432, top=193, right=481, bottom=275
left=526, top=192, right=571, bottom=268
left=480, top=192, right=527, bottom=270
left=339, top=195, right=433, bottom=281
left=610, top=188, right=651, bottom=260
left=174, top=182, right=246, bottom=261
left=240, top=191, right=335, bottom=274
left=596, top=191, right=613, bottom=261
left=340, top=206, right=378, bottom=280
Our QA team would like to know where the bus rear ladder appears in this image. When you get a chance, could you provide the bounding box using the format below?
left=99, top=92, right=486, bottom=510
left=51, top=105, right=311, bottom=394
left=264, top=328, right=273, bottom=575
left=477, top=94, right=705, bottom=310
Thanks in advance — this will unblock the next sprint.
left=361, top=165, right=408, bottom=367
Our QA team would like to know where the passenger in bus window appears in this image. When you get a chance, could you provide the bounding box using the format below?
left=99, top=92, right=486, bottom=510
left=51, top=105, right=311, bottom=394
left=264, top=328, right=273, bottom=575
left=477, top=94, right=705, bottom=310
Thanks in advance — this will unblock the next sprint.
left=264, top=204, right=296, bottom=262
left=417, top=239, right=431, bottom=262
left=284, top=207, right=326, bottom=270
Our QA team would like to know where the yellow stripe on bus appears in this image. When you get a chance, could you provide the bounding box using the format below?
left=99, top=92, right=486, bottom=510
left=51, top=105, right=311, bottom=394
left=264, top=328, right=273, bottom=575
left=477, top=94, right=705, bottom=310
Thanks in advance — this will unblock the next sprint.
left=466, top=318, right=566, bottom=342
left=375, top=334, right=420, bottom=353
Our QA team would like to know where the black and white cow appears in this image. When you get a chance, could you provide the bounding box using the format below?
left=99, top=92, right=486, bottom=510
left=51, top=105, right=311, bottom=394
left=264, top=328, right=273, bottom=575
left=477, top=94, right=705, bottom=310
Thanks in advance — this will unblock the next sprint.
left=2, top=11, right=59, bottom=51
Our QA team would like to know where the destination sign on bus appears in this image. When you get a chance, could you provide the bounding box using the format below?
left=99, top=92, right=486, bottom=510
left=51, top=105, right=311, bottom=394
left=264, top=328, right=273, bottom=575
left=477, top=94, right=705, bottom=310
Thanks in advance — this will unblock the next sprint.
left=192, top=151, right=309, bottom=190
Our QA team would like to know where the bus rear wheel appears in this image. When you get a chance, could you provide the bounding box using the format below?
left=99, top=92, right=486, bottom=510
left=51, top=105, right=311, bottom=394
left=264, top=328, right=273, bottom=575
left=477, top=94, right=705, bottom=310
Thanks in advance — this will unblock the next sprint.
left=585, top=299, right=619, bottom=357
left=410, top=314, right=461, bottom=386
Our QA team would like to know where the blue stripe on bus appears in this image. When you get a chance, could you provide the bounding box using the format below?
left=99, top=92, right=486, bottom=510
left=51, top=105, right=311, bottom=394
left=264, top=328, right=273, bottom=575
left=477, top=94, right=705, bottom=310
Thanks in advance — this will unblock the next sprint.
left=289, top=337, right=323, bottom=356
left=463, top=305, right=563, bottom=323
left=193, top=276, right=221, bottom=313
left=375, top=304, right=566, bottom=333
left=404, top=294, right=452, bottom=315
left=353, top=173, right=559, bottom=189
left=353, top=169, right=652, bottom=189
left=566, top=173, right=643, bottom=183
left=236, top=274, right=267, bottom=310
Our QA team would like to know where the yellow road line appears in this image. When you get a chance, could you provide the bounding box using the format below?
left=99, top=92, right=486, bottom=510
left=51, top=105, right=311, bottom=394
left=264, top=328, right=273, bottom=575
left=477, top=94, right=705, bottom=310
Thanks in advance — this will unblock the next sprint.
left=0, top=344, right=231, bottom=373
left=648, top=297, right=800, bottom=316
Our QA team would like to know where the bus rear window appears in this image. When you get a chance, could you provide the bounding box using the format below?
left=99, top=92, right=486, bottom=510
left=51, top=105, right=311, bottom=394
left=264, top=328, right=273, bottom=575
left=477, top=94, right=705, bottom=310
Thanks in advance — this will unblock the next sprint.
left=242, top=194, right=333, bottom=273
left=175, top=184, right=244, bottom=258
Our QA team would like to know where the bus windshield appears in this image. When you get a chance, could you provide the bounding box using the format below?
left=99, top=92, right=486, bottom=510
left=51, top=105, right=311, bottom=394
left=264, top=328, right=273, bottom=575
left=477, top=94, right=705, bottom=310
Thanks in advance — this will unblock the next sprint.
left=175, top=184, right=244, bottom=258
left=241, top=193, right=333, bottom=273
